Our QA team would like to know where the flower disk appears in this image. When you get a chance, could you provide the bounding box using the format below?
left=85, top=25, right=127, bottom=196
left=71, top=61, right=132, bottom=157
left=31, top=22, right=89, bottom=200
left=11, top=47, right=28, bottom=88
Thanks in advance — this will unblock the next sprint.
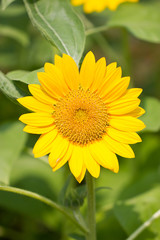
left=71, top=0, right=139, bottom=13
left=18, top=51, right=145, bottom=183
left=54, top=88, right=108, bottom=145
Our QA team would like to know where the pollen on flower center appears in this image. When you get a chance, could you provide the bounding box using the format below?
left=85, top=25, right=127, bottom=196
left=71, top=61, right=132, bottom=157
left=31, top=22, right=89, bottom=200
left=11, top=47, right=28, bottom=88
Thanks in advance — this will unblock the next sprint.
left=53, top=88, right=109, bottom=146
left=75, top=109, right=88, bottom=122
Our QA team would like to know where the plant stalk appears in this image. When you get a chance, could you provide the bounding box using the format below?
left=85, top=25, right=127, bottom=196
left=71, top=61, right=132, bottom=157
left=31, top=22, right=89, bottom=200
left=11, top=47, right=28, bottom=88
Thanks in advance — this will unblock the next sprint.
left=86, top=171, right=97, bottom=240
left=0, top=185, right=88, bottom=234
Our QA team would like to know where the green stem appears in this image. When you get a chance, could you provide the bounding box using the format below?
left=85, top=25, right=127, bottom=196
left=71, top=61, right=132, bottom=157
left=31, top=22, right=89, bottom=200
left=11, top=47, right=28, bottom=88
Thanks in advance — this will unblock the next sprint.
left=92, top=33, right=120, bottom=63
left=80, top=14, right=120, bottom=62
left=122, top=28, right=132, bottom=76
left=126, top=209, right=160, bottom=240
left=86, top=172, right=97, bottom=240
left=0, top=185, right=88, bottom=234
left=85, top=25, right=109, bottom=36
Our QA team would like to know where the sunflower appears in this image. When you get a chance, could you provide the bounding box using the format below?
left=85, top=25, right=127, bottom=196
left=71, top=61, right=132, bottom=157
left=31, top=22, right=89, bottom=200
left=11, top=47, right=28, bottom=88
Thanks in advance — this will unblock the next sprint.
left=71, top=0, right=139, bottom=13
left=18, top=52, right=145, bottom=183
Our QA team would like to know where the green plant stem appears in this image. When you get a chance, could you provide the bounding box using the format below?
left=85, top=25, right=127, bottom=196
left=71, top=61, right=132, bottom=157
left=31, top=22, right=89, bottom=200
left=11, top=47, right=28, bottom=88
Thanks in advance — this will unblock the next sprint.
left=85, top=25, right=108, bottom=36
left=122, top=28, right=132, bottom=76
left=86, top=172, right=97, bottom=240
left=80, top=14, right=122, bottom=63
left=0, top=185, right=88, bottom=234
left=126, top=209, right=160, bottom=240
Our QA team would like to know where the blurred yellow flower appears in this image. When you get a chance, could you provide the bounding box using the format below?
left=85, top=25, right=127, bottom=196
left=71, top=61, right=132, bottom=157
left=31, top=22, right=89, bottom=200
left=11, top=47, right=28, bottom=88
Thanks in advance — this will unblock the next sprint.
left=71, top=0, right=139, bottom=13
left=18, top=51, right=145, bottom=182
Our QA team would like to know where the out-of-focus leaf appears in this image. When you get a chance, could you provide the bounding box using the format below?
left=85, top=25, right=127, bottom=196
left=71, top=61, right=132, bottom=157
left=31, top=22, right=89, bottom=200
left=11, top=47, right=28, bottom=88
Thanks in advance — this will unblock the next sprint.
left=0, top=24, right=29, bottom=46
left=140, top=97, right=160, bottom=132
left=23, top=0, right=85, bottom=64
left=7, top=68, right=43, bottom=85
left=95, top=133, right=160, bottom=240
left=96, top=186, right=111, bottom=192
left=0, top=152, right=65, bottom=228
left=1, top=0, right=15, bottom=10
left=69, top=233, right=85, bottom=240
left=0, top=5, right=26, bottom=17
left=0, top=152, right=88, bottom=233
left=114, top=186, right=160, bottom=240
left=107, top=2, right=160, bottom=43
left=58, top=174, right=72, bottom=205
left=10, top=153, right=64, bottom=199
left=0, top=71, right=26, bottom=100
left=0, top=4, right=29, bottom=46
left=0, top=122, right=27, bottom=185
left=0, top=185, right=88, bottom=233
left=7, top=70, right=29, bottom=80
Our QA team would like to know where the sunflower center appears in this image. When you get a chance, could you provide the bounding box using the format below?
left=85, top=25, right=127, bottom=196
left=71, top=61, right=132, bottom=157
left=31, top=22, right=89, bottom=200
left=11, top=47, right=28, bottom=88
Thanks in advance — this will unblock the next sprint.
left=75, top=109, right=88, bottom=122
left=53, top=88, right=108, bottom=146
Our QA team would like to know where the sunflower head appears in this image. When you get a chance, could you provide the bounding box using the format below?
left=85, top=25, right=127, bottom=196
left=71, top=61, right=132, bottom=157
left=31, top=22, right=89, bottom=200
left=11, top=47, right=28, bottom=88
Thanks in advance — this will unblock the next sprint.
left=18, top=51, right=145, bottom=183
left=71, top=0, right=139, bottom=13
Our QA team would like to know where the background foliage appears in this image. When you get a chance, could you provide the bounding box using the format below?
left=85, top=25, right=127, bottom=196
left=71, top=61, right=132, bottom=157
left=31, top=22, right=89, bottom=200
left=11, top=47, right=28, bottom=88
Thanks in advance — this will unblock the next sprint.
left=0, top=0, right=160, bottom=239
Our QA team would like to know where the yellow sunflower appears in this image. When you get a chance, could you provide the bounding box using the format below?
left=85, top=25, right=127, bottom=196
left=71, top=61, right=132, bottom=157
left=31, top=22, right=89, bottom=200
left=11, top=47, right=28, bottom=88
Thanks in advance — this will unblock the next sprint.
left=18, top=52, right=145, bottom=183
left=71, top=0, right=139, bottom=13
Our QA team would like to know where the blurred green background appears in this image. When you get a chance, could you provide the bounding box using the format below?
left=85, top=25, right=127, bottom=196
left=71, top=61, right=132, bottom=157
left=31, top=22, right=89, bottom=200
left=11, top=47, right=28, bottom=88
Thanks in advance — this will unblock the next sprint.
left=0, top=0, right=160, bottom=239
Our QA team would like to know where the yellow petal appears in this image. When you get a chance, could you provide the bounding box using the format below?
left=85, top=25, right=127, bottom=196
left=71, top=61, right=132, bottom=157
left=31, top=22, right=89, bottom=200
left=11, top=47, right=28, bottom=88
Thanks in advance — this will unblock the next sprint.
left=53, top=144, right=73, bottom=172
left=103, top=77, right=130, bottom=103
left=90, top=57, right=106, bottom=92
left=49, top=135, right=69, bottom=168
left=28, top=84, right=57, bottom=105
left=107, top=127, right=142, bottom=144
left=71, top=0, right=85, bottom=6
left=54, top=54, right=63, bottom=70
left=105, top=62, right=117, bottom=76
left=69, top=145, right=84, bottom=178
left=89, top=140, right=119, bottom=173
left=104, top=135, right=135, bottom=158
left=84, top=148, right=100, bottom=178
left=109, top=116, right=146, bottom=132
left=107, top=98, right=140, bottom=115
left=23, top=124, right=55, bottom=134
left=105, top=65, right=122, bottom=84
left=121, top=88, right=143, bottom=99
left=79, top=51, right=96, bottom=90
left=17, top=96, right=53, bottom=113
left=98, top=67, right=122, bottom=98
left=125, top=107, right=145, bottom=118
left=33, top=129, right=58, bottom=158
left=107, top=0, right=139, bottom=11
left=38, top=70, right=69, bottom=99
left=19, top=112, right=54, bottom=127
left=76, top=165, right=86, bottom=183
left=61, top=54, right=79, bottom=90
left=44, top=64, right=69, bottom=93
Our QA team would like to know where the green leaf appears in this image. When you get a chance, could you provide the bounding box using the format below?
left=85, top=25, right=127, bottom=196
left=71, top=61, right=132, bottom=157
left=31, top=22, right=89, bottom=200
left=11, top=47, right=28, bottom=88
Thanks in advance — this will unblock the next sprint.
left=0, top=4, right=29, bottom=46
left=6, top=68, right=44, bottom=94
left=7, top=70, right=29, bottom=80
left=0, top=24, right=29, bottom=46
left=1, top=0, right=15, bottom=10
left=58, top=174, right=72, bottom=205
left=69, top=233, right=85, bottom=240
left=114, top=186, right=160, bottom=240
left=23, top=0, right=85, bottom=64
left=0, top=71, right=26, bottom=100
left=107, top=2, right=160, bottom=43
left=140, top=97, right=160, bottom=132
left=7, top=68, right=43, bottom=85
left=0, top=5, right=26, bottom=17
left=0, top=122, right=27, bottom=185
